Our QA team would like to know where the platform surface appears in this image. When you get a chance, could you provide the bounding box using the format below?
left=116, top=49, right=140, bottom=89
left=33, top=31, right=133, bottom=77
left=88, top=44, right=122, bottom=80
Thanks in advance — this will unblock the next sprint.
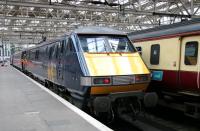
left=0, top=66, right=109, bottom=131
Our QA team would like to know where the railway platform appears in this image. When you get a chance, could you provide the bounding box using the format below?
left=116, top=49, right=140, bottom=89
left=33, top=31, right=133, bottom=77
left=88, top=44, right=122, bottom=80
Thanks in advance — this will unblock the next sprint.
left=0, top=66, right=111, bottom=131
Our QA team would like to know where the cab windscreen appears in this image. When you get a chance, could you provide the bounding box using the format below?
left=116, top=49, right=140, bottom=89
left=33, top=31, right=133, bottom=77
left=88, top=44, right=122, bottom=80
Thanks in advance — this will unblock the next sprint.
left=78, top=35, right=136, bottom=53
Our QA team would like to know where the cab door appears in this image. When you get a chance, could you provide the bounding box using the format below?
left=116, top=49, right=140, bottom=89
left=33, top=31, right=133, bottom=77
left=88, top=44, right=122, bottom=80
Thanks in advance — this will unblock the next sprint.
left=179, top=36, right=199, bottom=92
left=56, top=40, right=66, bottom=84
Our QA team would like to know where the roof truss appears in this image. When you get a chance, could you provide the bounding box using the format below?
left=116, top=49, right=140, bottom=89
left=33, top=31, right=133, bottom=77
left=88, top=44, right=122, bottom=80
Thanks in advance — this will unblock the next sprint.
left=0, top=0, right=199, bottom=45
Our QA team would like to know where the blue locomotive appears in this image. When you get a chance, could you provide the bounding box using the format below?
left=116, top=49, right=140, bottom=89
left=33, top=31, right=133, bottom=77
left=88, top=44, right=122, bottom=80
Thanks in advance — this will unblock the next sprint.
left=12, top=27, right=157, bottom=120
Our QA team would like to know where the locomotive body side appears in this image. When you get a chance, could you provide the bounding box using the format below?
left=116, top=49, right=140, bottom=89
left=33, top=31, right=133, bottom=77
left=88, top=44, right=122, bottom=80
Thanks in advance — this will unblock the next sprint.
left=23, top=36, right=86, bottom=95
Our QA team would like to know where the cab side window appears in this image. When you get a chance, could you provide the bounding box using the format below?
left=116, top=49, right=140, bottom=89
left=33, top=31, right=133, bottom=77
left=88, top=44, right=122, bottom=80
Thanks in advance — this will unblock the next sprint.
left=54, top=42, right=60, bottom=59
left=67, top=38, right=75, bottom=53
left=35, top=50, right=39, bottom=60
left=49, top=45, right=54, bottom=60
left=61, top=40, right=65, bottom=54
left=150, top=44, right=160, bottom=65
left=185, top=41, right=198, bottom=65
left=30, top=50, right=35, bottom=60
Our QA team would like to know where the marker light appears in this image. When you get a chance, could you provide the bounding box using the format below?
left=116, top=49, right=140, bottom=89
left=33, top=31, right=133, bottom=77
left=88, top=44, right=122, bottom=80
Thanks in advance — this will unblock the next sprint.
left=135, top=76, right=141, bottom=81
left=103, top=78, right=111, bottom=84
left=93, top=78, right=111, bottom=85
left=135, top=75, right=149, bottom=83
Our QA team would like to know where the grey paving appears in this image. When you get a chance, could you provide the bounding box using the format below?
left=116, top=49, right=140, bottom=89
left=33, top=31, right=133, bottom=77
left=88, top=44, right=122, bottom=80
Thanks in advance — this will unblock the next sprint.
left=0, top=66, right=99, bottom=131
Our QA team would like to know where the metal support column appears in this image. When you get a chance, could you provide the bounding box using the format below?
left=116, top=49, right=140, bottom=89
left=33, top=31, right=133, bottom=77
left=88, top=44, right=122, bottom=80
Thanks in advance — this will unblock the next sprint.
left=191, top=0, right=194, bottom=15
left=1, top=37, right=4, bottom=65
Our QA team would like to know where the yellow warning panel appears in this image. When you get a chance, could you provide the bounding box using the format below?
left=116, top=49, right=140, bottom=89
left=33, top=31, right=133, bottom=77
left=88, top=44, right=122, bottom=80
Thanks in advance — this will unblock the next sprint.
left=84, top=52, right=149, bottom=76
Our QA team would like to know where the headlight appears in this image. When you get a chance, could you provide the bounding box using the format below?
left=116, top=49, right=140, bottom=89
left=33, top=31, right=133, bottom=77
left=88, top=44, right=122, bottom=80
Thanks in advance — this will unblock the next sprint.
left=93, top=77, right=111, bottom=85
left=80, top=77, right=111, bottom=86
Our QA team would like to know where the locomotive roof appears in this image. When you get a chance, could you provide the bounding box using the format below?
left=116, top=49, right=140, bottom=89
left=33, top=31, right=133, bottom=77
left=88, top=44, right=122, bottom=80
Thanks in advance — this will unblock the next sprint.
left=19, top=27, right=126, bottom=52
left=23, top=35, right=68, bottom=51
left=73, top=26, right=126, bottom=35
left=128, top=18, right=200, bottom=41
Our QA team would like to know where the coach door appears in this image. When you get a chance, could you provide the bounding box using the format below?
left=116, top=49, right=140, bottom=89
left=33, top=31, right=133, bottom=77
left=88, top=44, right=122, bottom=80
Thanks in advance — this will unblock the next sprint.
left=65, top=37, right=78, bottom=89
left=179, top=36, right=200, bottom=91
left=21, top=51, right=27, bottom=70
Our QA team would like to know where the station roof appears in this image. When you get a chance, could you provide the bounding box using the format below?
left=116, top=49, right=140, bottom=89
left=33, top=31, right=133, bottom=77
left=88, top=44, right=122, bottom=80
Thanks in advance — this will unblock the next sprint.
left=0, top=0, right=200, bottom=47
left=128, top=18, right=200, bottom=41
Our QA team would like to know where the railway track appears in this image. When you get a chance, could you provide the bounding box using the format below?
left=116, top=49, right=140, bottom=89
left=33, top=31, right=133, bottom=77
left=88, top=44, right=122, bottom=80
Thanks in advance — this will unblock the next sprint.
left=114, top=114, right=177, bottom=131
left=106, top=118, right=140, bottom=131
left=108, top=108, right=199, bottom=131
left=142, top=106, right=200, bottom=131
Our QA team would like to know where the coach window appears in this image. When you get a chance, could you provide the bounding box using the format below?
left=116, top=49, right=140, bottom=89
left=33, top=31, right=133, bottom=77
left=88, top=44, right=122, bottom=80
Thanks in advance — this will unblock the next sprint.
left=30, top=50, right=35, bottom=60
left=48, top=47, right=51, bottom=59
left=54, top=43, right=59, bottom=59
left=28, top=51, right=30, bottom=59
left=136, top=46, right=142, bottom=55
left=35, top=50, right=39, bottom=60
left=29, top=51, right=32, bottom=60
left=49, top=46, right=54, bottom=60
left=63, top=39, right=68, bottom=55
left=150, top=44, right=160, bottom=65
left=45, top=46, right=49, bottom=56
left=185, top=41, right=198, bottom=65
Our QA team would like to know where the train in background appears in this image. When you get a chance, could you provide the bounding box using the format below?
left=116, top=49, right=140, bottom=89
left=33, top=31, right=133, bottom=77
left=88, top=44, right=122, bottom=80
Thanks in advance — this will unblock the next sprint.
left=129, top=19, right=200, bottom=119
left=11, top=27, right=157, bottom=121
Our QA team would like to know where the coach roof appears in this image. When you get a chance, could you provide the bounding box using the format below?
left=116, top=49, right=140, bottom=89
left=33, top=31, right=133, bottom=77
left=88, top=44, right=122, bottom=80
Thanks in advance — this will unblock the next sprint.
left=128, top=18, right=200, bottom=41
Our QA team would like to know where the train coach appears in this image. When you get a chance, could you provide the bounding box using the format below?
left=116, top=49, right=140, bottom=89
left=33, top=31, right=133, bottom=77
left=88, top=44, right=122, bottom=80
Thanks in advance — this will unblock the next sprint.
left=11, top=51, right=22, bottom=69
left=129, top=19, right=200, bottom=118
left=12, top=27, right=157, bottom=120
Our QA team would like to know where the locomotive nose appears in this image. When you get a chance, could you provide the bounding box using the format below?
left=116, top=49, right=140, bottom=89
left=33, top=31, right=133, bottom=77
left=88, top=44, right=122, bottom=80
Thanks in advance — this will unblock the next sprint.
left=84, top=52, right=150, bottom=76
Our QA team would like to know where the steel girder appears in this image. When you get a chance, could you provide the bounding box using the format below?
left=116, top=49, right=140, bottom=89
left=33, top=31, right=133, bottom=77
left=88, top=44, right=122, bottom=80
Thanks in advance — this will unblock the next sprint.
left=0, top=0, right=199, bottom=45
